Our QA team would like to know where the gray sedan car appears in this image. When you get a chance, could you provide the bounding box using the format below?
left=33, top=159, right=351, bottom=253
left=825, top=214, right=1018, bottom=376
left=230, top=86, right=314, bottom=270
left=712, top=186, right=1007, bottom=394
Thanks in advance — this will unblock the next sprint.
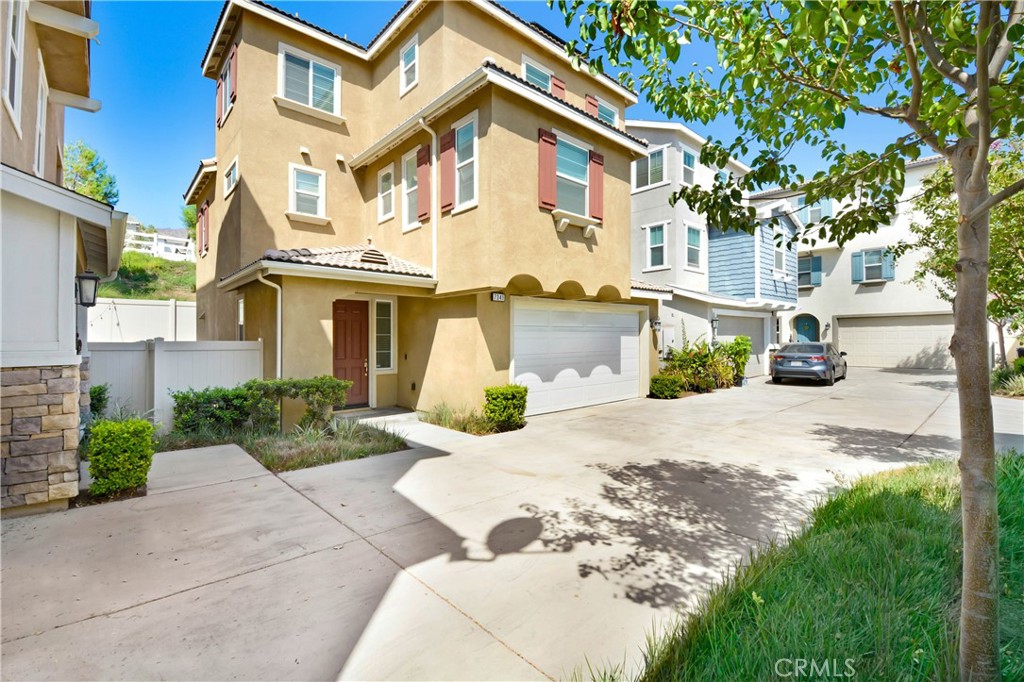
left=770, top=342, right=848, bottom=386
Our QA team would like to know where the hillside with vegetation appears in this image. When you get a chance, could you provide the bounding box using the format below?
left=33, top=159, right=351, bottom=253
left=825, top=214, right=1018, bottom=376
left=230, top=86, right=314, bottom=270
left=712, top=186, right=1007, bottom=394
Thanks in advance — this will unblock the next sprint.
left=98, top=251, right=196, bottom=301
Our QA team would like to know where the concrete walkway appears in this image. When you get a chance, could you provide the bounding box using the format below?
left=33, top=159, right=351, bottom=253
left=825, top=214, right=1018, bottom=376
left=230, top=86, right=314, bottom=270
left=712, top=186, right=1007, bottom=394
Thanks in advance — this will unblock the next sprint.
left=2, top=369, right=1022, bottom=680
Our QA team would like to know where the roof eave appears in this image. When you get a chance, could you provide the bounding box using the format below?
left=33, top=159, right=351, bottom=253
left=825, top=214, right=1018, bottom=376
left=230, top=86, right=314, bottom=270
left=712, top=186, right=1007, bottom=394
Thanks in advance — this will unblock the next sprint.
left=218, top=259, right=438, bottom=291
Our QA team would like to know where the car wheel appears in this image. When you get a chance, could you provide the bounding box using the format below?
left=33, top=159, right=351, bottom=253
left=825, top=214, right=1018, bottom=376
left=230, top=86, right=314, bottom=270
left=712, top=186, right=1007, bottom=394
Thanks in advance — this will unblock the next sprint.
left=772, top=377, right=783, bottom=384
left=825, top=369, right=835, bottom=386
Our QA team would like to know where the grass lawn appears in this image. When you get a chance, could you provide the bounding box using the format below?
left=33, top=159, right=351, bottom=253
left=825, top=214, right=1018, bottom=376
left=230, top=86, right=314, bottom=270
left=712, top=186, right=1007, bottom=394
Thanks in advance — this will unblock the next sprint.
left=157, top=420, right=407, bottom=473
left=420, top=402, right=498, bottom=435
left=98, top=251, right=196, bottom=301
left=640, top=452, right=1023, bottom=681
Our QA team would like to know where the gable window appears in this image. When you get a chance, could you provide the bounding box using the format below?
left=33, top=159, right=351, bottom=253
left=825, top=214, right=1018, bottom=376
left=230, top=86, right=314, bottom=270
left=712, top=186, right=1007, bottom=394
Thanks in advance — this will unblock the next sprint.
left=797, top=195, right=823, bottom=223
left=33, top=51, right=47, bottom=177
left=595, top=97, right=618, bottom=126
left=279, top=44, right=340, bottom=115
left=224, top=158, right=239, bottom=196
left=375, top=300, right=394, bottom=371
left=522, top=55, right=552, bottom=92
left=682, top=150, right=696, bottom=185
left=378, top=163, right=395, bottom=221
left=686, top=226, right=702, bottom=269
left=3, top=0, right=25, bottom=131
left=454, top=112, right=477, bottom=209
left=646, top=223, right=666, bottom=269
left=399, top=34, right=418, bottom=95
left=556, top=135, right=589, bottom=216
left=863, top=249, right=883, bottom=281
left=289, top=164, right=325, bottom=217
left=402, top=149, right=419, bottom=229
left=773, top=226, right=786, bottom=273
left=634, top=147, right=665, bottom=190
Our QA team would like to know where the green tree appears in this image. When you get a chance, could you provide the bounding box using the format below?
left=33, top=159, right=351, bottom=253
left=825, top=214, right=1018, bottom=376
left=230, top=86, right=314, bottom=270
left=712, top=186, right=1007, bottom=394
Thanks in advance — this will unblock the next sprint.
left=62, top=141, right=119, bottom=205
left=181, top=204, right=197, bottom=242
left=554, top=1, right=1023, bottom=678
left=899, top=139, right=1024, bottom=365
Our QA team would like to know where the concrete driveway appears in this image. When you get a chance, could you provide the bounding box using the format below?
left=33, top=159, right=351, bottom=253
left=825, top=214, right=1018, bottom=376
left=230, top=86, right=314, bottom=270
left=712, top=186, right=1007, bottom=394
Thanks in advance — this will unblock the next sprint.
left=3, top=369, right=1022, bottom=680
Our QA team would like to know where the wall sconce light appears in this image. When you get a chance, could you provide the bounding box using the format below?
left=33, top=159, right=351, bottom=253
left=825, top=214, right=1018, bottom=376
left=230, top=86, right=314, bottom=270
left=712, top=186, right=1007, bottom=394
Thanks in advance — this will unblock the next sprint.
left=652, top=317, right=662, bottom=332
left=710, top=316, right=720, bottom=334
left=823, top=322, right=832, bottom=334
left=75, top=271, right=100, bottom=308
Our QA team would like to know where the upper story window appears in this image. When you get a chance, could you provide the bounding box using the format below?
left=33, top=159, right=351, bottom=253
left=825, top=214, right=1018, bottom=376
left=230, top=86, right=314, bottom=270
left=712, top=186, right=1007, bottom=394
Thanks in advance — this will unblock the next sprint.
left=595, top=97, right=618, bottom=126
left=646, top=223, right=666, bottom=269
left=3, top=0, right=26, bottom=132
left=797, top=195, right=822, bottom=222
left=633, top=147, right=665, bottom=191
left=220, top=57, right=233, bottom=119
left=289, top=164, right=325, bottom=217
left=401, top=148, right=419, bottom=229
left=378, top=163, right=395, bottom=222
left=399, top=34, right=418, bottom=95
left=773, top=225, right=786, bottom=273
left=682, top=150, right=696, bottom=185
left=33, top=51, right=47, bottom=177
left=556, top=134, right=589, bottom=216
left=454, top=112, right=478, bottom=210
left=279, top=43, right=340, bottom=116
left=686, top=226, right=702, bottom=269
left=863, top=249, right=885, bottom=281
left=522, top=55, right=553, bottom=92
left=717, top=170, right=729, bottom=185
left=224, top=158, right=239, bottom=196
left=798, top=255, right=823, bottom=287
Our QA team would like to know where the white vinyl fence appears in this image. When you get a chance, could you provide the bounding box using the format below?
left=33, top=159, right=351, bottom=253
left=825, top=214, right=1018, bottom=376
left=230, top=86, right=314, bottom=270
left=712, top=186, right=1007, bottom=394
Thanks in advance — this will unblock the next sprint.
left=89, top=339, right=263, bottom=432
left=88, top=298, right=197, bottom=342
left=123, top=229, right=196, bottom=262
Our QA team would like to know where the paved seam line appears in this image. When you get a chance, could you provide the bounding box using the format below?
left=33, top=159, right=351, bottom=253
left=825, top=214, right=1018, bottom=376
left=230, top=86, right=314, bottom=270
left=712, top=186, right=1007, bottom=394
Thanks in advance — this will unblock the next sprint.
left=897, top=392, right=953, bottom=449
left=276, top=474, right=556, bottom=682
left=145, top=472, right=270, bottom=496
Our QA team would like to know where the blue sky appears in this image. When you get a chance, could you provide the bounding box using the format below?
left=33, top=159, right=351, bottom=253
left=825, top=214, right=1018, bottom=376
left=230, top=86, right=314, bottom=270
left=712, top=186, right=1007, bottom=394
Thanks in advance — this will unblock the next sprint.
left=69, top=0, right=901, bottom=230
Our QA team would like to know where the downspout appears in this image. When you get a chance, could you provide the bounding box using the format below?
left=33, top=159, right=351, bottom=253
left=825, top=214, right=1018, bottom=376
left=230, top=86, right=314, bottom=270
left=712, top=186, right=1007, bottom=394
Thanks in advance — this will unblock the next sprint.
left=255, top=271, right=282, bottom=379
left=417, top=118, right=439, bottom=277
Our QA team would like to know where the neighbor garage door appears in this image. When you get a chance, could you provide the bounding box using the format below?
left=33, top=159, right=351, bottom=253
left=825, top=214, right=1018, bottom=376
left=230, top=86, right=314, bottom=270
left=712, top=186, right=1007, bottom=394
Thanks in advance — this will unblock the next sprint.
left=837, top=314, right=954, bottom=369
left=512, top=298, right=642, bottom=415
left=717, top=314, right=768, bottom=376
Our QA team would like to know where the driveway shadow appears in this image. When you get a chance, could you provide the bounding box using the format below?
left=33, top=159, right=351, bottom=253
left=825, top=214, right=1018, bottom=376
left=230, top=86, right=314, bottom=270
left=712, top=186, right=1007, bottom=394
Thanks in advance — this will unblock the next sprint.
left=808, top=424, right=960, bottom=463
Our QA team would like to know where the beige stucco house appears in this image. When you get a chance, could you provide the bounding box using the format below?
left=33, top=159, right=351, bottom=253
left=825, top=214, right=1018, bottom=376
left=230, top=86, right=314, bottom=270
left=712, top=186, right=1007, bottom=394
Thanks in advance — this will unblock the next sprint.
left=1, top=0, right=127, bottom=514
left=185, top=0, right=657, bottom=419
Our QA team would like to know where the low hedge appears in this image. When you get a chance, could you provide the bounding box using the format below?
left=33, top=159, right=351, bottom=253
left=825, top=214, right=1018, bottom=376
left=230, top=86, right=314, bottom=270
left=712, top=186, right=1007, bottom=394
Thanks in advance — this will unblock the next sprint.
left=483, top=384, right=528, bottom=432
left=245, top=376, right=352, bottom=429
left=89, top=383, right=110, bottom=418
left=650, top=373, right=685, bottom=399
left=88, top=418, right=155, bottom=495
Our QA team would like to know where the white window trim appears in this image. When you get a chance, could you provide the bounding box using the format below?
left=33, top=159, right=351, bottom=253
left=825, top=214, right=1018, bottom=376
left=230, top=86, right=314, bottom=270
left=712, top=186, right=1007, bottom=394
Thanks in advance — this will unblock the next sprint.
left=552, top=127, right=591, bottom=219
left=223, top=156, right=239, bottom=197
left=453, top=110, right=479, bottom=212
left=797, top=255, right=814, bottom=288
left=632, top=144, right=669, bottom=193
left=772, top=225, right=788, bottom=279
left=399, top=33, right=419, bottom=96
left=220, top=55, right=234, bottom=124
left=684, top=224, right=704, bottom=273
left=862, top=248, right=885, bottom=281
left=288, top=162, right=326, bottom=219
left=521, top=54, right=553, bottom=92
left=681, top=146, right=697, bottom=186
left=3, top=0, right=26, bottom=136
left=593, top=95, right=619, bottom=126
left=237, top=296, right=245, bottom=341
left=33, top=49, right=47, bottom=178
left=643, top=220, right=670, bottom=272
left=378, top=163, right=395, bottom=223
left=401, top=147, right=420, bottom=231
left=276, top=42, right=342, bottom=117
left=373, top=298, right=397, bottom=373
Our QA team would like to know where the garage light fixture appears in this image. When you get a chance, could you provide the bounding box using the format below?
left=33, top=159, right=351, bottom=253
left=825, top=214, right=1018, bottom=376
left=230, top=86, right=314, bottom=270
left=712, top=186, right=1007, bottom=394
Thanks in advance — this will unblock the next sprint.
left=710, top=316, right=719, bottom=333
left=75, top=271, right=100, bottom=308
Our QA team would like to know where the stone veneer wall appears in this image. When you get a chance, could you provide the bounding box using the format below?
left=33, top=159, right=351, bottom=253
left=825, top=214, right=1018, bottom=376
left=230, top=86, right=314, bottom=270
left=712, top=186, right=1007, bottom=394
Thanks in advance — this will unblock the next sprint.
left=1, top=365, right=81, bottom=512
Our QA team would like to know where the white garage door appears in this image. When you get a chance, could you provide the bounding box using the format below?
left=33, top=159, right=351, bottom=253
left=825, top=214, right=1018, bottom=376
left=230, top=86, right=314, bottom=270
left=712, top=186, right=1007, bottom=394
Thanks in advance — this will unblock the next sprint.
left=512, top=298, right=642, bottom=415
left=838, top=314, right=954, bottom=369
left=717, top=314, right=768, bottom=376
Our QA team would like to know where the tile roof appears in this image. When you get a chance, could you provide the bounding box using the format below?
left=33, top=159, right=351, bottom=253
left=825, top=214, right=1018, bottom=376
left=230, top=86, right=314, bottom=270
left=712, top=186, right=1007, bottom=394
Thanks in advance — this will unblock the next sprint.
left=630, top=279, right=673, bottom=293
left=261, top=246, right=433, bottom=278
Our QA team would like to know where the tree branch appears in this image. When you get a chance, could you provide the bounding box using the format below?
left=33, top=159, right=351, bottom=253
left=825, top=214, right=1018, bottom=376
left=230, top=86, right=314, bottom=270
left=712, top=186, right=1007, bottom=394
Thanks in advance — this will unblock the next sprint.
left=912, top=2, right=974, bottom=90
left=964, top=176, right=1024, bottom=225
left=970, top=1, right=993, bottom=189
left=989, top=0, right=1024, bottom=75
left=893, top=2, right=923, bottom=119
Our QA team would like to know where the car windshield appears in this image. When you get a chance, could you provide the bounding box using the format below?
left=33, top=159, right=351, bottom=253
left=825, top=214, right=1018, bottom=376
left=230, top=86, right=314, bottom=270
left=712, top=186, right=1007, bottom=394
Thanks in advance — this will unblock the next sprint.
left=782, top=344, right=825, bottom=354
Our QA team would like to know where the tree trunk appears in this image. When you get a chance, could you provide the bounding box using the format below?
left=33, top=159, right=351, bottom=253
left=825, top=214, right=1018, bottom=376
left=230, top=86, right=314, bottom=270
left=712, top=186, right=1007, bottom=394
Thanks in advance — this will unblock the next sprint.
left=996, top=322, right=1006, bottom=369
left=951, top=142, right=1000, bottom=681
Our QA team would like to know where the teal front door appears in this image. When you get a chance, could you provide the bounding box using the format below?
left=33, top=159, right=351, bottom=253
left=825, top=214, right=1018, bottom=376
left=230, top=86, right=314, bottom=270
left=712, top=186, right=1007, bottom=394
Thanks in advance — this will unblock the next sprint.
left=795, top=316, right=819, bottom=342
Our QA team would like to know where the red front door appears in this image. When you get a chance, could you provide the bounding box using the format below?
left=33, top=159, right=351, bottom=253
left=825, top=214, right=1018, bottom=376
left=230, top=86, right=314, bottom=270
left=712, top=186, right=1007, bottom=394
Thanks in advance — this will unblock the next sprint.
left=332, top=300, right=369, bottom=406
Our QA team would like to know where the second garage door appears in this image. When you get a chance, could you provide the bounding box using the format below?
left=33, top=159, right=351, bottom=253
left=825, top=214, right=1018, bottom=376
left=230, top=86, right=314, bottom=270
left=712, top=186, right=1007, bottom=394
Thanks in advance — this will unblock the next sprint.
left=512, top=298, right=642, bottom=415
left=837, top=314, right=954, bottom=369
left=717, top=314, right=768, bottom=376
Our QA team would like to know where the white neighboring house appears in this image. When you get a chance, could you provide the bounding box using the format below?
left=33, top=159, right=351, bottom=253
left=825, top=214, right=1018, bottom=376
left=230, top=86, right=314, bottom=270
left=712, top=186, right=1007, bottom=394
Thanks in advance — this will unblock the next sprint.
left=751, top=156, right=966, bottom=370
left=123, top=217, right=196, bottom=262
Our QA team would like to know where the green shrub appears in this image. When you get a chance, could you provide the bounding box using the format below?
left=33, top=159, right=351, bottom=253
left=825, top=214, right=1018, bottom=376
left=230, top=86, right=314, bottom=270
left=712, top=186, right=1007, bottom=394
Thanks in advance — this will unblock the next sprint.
left=483, top=385, right=528, bottom=432
left=88, top=418, right=156, bottom=495
left=421, top=402, right=497, bottom=435
left=664, top=340, right=735, bottom=392
left=246, top=376, right=352, bottom=429
left=650, top=373, right=685, bottom=399
left=89, top=383, right=110, bottom=418
left=992, top=366, right=1020, bottom=391
left=171, top=386, right=278, bottom=435
left=1000, top=374, right=1024, bottom=397
left=1014, top=356, right=1024, bottom=374
left=722, top=335, right=752, bottom=383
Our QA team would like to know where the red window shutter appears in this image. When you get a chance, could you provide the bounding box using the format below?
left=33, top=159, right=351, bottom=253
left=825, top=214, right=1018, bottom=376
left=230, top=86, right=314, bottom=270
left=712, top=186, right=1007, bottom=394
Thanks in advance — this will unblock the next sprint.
left=215, top=80, right=223, bottom=126
left=201, top=202, right=210, bottom=255
left=538, top=129, right=557, bottom=210
left=439, top=131, right=455, bottom=213
left=551, top=76, right=566, bottom=100
left=589, top=151, right=604, bottom=221
left=229, top=44, right=238, bottom=102
left=585, top=95, right=598, bottom=116
left=417, top=144, right=431, bottom=222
